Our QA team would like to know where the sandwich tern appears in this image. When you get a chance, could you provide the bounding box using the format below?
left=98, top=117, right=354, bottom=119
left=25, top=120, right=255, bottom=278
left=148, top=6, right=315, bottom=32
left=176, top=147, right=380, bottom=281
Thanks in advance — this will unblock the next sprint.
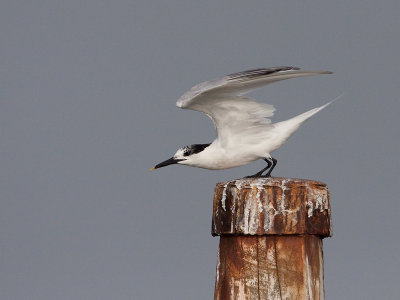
left=151, top=66, right=333, bottom=177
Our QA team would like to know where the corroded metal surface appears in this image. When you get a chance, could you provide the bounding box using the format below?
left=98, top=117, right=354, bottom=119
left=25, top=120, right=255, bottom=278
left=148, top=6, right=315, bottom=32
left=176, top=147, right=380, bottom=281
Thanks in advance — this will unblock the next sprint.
left=212, top=177, right=330, bottom=299
left=212, top=177, right=331, bottom=237
left=214, top=235, right=325, bottom=300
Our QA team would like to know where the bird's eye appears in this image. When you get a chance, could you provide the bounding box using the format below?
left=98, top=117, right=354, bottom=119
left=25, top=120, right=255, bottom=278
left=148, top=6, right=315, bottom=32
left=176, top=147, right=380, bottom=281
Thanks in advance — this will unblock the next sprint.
left=182, top=147, right=192, bottom=157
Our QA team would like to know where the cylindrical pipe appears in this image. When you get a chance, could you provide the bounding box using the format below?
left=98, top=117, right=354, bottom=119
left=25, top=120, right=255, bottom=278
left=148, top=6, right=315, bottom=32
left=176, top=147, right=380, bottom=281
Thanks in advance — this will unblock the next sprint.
left=212, top=177, right=331, bottom=300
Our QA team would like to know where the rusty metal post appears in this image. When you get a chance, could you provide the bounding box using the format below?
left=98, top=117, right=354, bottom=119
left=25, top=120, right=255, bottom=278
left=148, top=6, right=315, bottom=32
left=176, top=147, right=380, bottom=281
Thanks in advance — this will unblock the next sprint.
left=212, top=177, right=331, bottom=300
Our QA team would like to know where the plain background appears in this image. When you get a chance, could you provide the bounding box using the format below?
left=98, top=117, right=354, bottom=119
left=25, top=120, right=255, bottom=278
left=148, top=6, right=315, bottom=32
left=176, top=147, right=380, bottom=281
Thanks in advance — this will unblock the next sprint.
left=1, top=1, right=399, bottom=299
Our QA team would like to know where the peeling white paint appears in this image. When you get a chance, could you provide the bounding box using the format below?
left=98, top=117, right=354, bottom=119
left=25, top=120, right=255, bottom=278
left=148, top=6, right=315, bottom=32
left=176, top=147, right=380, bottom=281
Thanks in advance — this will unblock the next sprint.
left=264, top=206, right=275, bottom=232
left=248, top=190, right=259, bottom=234
left=281, top=179, right=289, bottom=211
left=242, top=191, right=251, bottom=233
left=230, top=181, right=242, bottom=232
left=263, top=206, right=294, bottom=232
left=263, top=193, right=271, bottom=232
left=214, top=178, right=328, bottom=299
left=315, top=189, right=328, bottom=212
left=224, top=178, right=298, bottom=233
left=306, top=255, right=313, bottom=300
left=221, top=183, right=229, bottom=211
left=231, top=278, right=235, bottom=299
left=265, top=246, right=280, bottom=299
left=234, top=180, right=242, bottom=190
left=253, top=179, right=265, bottom=211
left=237, top=281, right=245, bottom=299
left=215, top=178, right=329, bottom=235
left=230, top=205, right=235, bottom=232
left=307, top=184, right=329, bottom=218
left=307, top=201, right=314, bottom=218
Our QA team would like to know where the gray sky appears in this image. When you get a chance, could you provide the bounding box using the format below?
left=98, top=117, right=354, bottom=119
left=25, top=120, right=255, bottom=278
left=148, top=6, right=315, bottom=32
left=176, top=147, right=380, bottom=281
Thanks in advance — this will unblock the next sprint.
left=1, top=1, right=399, bottom=299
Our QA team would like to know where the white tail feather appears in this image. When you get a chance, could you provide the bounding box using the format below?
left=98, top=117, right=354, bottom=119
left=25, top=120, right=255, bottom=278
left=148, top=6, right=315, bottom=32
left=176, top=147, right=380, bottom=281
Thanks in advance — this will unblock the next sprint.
left=273, top=94, right=343, bottom=143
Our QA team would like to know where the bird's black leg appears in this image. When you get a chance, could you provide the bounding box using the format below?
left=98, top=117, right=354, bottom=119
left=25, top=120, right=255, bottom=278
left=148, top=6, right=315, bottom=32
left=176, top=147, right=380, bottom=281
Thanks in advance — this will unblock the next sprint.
left=245, top=158, right=272, bottom=178
left=264, top=157, right=277, bottom=177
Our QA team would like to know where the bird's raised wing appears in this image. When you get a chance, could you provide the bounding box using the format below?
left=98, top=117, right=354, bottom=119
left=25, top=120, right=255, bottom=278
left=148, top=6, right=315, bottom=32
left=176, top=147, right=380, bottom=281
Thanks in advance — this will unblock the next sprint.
left=176, top=67, right=332, bottom=147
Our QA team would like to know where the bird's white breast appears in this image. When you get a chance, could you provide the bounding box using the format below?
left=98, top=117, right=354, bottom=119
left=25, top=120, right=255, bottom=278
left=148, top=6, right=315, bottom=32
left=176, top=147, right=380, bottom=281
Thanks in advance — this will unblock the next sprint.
left=182, top=141, right=269, bottom=170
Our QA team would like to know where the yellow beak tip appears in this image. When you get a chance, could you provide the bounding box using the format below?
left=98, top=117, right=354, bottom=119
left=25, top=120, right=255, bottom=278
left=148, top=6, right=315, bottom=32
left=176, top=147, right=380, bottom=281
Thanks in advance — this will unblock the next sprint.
left=150, top=166, right=156, bottom=171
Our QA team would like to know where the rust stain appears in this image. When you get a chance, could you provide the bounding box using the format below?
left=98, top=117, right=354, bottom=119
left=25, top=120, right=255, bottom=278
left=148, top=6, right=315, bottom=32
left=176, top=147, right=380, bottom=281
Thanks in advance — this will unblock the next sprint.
left=214, top=236, right=325, bottom=300
left=213, top=178, right=329, bottom=299
left=212, top=178, right=331, bottom=237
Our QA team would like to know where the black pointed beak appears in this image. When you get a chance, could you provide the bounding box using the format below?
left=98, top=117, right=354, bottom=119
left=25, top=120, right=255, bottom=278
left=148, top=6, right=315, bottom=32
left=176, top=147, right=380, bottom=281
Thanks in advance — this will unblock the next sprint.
left=151, top=157, right=183, bottom=170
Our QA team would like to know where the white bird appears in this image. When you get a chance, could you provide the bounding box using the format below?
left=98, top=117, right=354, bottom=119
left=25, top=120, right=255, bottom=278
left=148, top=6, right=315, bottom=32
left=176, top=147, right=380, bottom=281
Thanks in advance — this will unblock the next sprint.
left=151, top=66, right=333, bottom=177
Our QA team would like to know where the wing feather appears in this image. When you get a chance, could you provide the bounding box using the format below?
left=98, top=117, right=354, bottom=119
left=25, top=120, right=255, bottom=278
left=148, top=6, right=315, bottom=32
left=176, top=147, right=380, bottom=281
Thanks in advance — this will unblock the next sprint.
left=175, top=66, right=332, bottom=147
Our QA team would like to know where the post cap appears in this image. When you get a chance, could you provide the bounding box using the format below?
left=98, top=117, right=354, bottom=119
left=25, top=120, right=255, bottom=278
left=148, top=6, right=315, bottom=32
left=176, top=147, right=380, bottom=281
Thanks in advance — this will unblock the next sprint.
left=211, top=177, right=331, bottom=237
